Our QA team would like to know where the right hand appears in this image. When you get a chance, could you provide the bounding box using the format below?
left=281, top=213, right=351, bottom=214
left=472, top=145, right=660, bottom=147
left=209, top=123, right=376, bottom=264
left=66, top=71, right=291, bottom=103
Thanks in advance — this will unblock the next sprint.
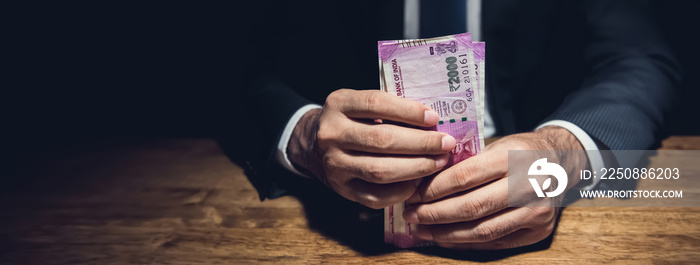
left=287, top=89, right=456, bottom=209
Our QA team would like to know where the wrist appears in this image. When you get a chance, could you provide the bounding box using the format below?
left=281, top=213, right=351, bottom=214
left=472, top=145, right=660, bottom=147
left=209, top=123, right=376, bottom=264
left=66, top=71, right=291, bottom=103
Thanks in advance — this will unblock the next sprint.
left=287, top=108, right=323, bottom=180
left=535, top=126, right=584, bottom=151
left=535, top=126, right=587, bottom=188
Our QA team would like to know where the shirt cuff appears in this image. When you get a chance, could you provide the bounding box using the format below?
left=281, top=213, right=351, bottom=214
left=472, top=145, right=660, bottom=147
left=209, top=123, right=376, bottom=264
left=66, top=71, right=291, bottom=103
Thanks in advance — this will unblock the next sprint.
left=276, top=104, right=323, bottom=178
left=536, top=120, right=605, bottom=191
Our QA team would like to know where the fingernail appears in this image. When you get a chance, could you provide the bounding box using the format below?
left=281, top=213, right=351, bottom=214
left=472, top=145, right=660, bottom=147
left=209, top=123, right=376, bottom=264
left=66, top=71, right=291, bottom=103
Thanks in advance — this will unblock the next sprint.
left=442, top=135, right=456, bottom=151
left=424, top=110, right=439, bottom=125
left=415, top=226, right=433, bottom=240
left=403, top=208, right=419, bottom=223
left=435, top=155, right=448, bottom=168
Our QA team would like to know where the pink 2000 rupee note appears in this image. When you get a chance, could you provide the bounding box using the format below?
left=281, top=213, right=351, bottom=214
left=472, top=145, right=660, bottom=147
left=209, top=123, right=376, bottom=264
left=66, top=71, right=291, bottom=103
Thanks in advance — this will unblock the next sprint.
left=473, top=42, right=486, bottom=151
left=378, top=33, right=485, bottom=248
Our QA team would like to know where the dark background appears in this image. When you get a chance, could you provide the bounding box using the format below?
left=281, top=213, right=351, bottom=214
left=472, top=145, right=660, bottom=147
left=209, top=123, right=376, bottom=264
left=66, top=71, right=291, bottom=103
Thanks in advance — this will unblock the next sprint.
left=656, top=1, right=700, bottom=135
left=3, top=1, right=699, bottom=163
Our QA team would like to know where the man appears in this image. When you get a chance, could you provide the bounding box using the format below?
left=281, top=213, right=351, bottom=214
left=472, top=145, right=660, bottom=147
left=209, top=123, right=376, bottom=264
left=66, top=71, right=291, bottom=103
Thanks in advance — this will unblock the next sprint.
left=5, top=0, right=679, bottom=250
left=233, top=0, right=681, bottom=249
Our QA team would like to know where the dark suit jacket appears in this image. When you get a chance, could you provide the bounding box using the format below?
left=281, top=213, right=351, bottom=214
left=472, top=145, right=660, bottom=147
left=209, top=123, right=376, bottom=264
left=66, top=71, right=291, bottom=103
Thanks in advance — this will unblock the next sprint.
left=231, top=0, right=681, bottom=199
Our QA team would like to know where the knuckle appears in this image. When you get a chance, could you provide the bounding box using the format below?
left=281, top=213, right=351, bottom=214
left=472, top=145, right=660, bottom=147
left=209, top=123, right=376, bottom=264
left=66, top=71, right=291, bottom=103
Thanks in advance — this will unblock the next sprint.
left=509, top=140, right=531, bottom=151
left=366, top=127, right=393, bottom=149
left=473, top=225, right=498, bottom=241
left=358, top=195, right=385, bottom=209
left=364, top=163, right=390, bottom=183
left=409, top=102, right=424, bottom=115
left=421, top=134, right=437, bottom=153
left=325, top=89, right=345, bottom=107
left=539, top=207, right=555, bottom=220
left=543, top=222, right=555, bottom=236
left=316, top=123, right=336, bottom=144
left=461, top=197, right=485, bottom=219
left=418, top=206, right=441, bottom=223
left=338, top=127, right=355, bottom=144
left=363, top=92, right=385, bottom=113
left=528, top=207, right=556, bottom=225
left=418, top=159, right=437, bottom=175
left=423, top=185, right=440, bottom=202
left=455, top=164, right=476, bottom=188
left=400, top=102, right=424, bottom=120
left=323, top=153, right=341, bottom=170
left=406, top=104, right=426, bottom=123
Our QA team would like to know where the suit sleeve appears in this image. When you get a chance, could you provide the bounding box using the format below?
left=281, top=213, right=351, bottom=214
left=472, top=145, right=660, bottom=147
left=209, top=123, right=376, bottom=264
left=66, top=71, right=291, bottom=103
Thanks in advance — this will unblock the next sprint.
left=222, top=79, right=313, bottom=200
left=544, top=0, right=682, bottom=168
left=223, top=1, right=316, bottom=200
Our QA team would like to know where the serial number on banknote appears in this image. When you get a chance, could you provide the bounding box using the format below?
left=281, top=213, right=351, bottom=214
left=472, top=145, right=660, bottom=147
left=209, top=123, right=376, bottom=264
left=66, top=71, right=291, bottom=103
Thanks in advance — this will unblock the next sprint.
left=446, top=54, right=472, bottom=92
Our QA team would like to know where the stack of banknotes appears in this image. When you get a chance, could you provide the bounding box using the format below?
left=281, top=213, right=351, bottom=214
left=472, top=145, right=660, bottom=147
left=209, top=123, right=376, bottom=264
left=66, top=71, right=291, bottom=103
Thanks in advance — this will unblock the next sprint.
left=378, top=33, right=485, bottom=248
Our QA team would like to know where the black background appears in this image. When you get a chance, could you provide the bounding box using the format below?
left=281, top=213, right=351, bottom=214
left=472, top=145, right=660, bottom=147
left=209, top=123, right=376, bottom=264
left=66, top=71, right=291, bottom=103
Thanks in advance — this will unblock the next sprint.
left=3, top=0, right=699, bottom=159
left=656, top=1, right=700, bottom=135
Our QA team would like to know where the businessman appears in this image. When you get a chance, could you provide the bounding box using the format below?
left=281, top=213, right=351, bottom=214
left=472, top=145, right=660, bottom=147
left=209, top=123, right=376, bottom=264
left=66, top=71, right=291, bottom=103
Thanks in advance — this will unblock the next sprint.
left=6, top=0, right=680, bottom=250
left=234, top=0, right=681, bottom=249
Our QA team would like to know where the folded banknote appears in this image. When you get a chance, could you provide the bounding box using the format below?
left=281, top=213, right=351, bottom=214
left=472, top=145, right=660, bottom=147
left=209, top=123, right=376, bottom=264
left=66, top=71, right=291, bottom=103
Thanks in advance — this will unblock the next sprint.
left=378, top=32, right=485, bottom=248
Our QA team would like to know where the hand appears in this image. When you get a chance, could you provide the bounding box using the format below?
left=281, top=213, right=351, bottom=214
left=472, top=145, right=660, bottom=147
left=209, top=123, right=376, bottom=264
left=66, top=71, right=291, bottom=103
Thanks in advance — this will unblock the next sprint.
left=402, top=127, right=587, bottom=249
left=287, top=89, right=457, bottom=209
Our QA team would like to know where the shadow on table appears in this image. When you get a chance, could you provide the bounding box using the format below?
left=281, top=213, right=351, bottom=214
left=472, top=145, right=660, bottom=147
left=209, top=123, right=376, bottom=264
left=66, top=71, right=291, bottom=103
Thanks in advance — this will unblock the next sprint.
left=282, top=176, right=557, bottom=262
left=219, top=136, right=557, bottom=261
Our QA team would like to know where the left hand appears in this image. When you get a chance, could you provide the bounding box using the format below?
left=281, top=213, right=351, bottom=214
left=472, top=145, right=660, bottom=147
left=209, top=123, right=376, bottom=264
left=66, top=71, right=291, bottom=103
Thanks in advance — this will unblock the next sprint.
left=402, top=126, right=588, bottom=249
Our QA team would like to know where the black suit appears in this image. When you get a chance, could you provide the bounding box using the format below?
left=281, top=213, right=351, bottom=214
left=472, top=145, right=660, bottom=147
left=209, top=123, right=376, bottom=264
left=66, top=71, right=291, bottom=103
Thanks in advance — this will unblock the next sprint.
left=232, top=0, right=681, bottom=199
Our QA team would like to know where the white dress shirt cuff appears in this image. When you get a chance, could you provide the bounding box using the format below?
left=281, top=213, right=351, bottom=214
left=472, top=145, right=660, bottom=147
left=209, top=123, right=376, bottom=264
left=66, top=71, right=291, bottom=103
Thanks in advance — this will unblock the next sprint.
left=276, top=104, right=323, bottom=178
left=536, top=120, right=605, bottom=191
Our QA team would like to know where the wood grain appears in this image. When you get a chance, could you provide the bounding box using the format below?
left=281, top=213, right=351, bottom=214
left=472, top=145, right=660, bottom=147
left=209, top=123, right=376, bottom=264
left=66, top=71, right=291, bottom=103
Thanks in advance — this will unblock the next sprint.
left=0, top=137, right=698, bottom=264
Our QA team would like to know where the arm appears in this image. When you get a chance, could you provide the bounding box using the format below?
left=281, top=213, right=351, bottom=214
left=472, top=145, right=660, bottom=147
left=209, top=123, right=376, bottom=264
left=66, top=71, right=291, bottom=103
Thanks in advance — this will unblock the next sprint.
left=404, top=0, right=681, bottom=249
left=222, top=80, right=316, bottom=200
left=546, top=0, right=681, bottom=164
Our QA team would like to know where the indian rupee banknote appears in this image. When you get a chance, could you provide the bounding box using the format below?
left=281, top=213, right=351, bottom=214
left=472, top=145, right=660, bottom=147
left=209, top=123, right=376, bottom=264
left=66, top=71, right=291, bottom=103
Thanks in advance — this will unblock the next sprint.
left=379, top=33, right=485, bottom=248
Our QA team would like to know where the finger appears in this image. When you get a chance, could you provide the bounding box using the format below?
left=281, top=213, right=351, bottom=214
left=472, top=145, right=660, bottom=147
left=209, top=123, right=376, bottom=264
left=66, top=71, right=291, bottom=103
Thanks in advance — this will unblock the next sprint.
left=336, top=90, right=439, bottom=127
left=403, top=178, right=509, bottom=224
left=407, top=149, right=507, bottom=203
left=345, top=178, right=417, bottom=209
left=436, top=227, right=552, bottom=250
left=413, top=207, right=530, bottom=243
left=339, top=122, right=456, bottom=155
left=335, top=151, right=450, bottom=184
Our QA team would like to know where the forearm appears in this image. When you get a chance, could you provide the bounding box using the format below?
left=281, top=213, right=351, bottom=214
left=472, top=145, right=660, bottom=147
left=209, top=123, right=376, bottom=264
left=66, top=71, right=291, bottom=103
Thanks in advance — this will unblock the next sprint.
left=547, top=0, right=681, bottom=163
left=226, top=79, right=315, bottom=200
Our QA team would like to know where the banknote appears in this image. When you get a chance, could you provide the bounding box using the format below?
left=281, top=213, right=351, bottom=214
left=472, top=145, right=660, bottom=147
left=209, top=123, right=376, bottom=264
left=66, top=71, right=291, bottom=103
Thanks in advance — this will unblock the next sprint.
left=473, top=41, right=486, bottom=151
left=379, top=33, right=485, bottom=248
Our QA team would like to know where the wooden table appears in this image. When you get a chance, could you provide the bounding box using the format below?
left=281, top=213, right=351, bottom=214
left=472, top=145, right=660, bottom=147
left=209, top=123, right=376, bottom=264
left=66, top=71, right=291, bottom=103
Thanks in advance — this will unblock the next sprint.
left=1, top=137, right=699, bottom=264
